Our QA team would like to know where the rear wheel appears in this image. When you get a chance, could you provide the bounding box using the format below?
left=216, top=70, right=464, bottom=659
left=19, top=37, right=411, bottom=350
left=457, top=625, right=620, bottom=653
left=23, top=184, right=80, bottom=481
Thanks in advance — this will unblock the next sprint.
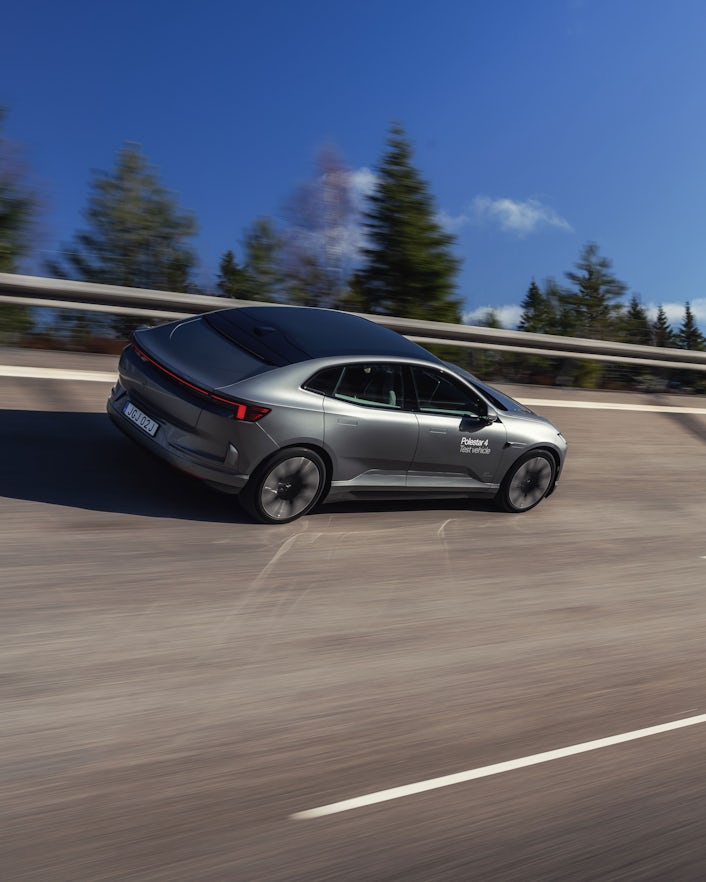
left=240, top=448, right=327, bottom=524
left=496, top=451, right=555, bottom=513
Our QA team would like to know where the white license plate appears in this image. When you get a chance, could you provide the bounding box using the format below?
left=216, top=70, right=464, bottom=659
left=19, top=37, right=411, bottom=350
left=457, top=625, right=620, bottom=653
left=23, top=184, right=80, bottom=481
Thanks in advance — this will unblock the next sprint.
left=123, top=402, right=159, bottom=437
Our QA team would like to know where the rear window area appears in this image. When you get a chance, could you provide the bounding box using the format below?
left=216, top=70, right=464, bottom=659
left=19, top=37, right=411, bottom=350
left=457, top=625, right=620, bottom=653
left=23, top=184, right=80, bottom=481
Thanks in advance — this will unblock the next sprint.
left=134, top=317, right=274, bottom=387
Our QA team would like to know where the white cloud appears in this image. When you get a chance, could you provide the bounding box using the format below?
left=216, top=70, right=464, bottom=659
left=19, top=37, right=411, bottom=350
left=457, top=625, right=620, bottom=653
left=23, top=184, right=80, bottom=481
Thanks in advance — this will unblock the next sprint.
left=645, top=298, right=706, bottom=328
left=349, top=167, right=377, bottom=208
left=471, top=196, right=573, bottom=236
left=436, top=209, right=470, bottom=233
left=463, top=304, right=523, bottom=328
left=438, top=196, right=572, bottom=237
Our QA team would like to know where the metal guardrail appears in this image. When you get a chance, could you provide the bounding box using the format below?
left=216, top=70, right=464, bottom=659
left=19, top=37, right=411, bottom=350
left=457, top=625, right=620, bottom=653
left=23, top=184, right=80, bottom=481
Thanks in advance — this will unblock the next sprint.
left=2, top=272, right=706, bottom=372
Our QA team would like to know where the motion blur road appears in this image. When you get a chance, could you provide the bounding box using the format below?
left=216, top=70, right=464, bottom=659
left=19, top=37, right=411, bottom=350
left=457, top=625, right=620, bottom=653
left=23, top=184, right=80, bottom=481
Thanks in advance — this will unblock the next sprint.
left=3, top=348, right=706, bottom=881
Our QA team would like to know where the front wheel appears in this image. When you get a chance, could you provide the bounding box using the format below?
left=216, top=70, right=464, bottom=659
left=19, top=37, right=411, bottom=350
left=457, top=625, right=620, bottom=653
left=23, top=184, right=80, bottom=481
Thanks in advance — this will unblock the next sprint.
left=496, top=451, right=555, bottom=513
left=240, top=448, right=327, bottom=524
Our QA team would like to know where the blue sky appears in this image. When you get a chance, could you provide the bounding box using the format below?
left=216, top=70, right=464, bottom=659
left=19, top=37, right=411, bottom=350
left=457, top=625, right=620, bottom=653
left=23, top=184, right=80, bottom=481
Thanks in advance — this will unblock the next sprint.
left=4, top=0, right=706, bottom=329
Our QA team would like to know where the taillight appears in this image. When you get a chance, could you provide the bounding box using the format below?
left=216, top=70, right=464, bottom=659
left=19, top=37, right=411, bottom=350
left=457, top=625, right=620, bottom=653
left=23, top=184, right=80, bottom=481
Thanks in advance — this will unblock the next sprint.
left=131, top=341, right=270, bottom=422
left=210, top=395, right=270, bottom=422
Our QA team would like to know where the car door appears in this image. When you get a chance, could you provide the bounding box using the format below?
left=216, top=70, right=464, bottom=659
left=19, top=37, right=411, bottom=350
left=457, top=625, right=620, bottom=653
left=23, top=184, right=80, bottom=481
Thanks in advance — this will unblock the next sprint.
left=408, top=365, right=507, bottom=490
left=319, top=362, right=419, bottom=488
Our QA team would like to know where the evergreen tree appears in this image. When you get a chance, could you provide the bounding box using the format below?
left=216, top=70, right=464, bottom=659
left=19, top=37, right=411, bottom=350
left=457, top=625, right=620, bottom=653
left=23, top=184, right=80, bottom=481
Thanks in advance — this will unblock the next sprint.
left=652, top=304, right=675, bottom=347
left=0, top=109, right=36, bottom=272
left=354, top=125, right=462, bottom=321
left=550, top=279, right=580, bottom=337
left=676, top=302, right=706, bottom=350
left=240, top=216, right=283, bottom=301
left=620, top=295, right=652, bottom=345
left=217, top=249, right=249, bottom=297
left=515, top=279, right=563, bottom=381
left=518, top=279, right=558, bottom=334
left=603, top=294, right=653, bottom=388
left=561, top=242, right=627, bottom=339
left=48, top=143, right=197, bottom=293
left=218, top=217, right=283, bottom=301
left=469, top=309, right=506, bottom=378
left=0, top=108, right=37, bottom=336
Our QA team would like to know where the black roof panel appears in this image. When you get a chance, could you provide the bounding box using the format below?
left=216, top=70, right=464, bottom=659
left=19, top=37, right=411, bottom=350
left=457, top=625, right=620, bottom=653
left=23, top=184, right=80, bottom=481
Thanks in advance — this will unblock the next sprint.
left=204, top=306, right=441, bottom=364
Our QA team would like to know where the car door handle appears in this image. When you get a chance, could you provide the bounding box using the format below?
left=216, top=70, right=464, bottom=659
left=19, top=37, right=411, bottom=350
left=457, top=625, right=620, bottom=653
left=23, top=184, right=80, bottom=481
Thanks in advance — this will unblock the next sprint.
left=337, top=418, right=358, bottom=426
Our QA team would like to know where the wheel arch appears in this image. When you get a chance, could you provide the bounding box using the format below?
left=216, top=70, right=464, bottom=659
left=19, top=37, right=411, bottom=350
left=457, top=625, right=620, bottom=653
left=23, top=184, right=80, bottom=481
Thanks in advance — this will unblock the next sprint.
left=529, top=444, right=562, bottom=494
left=250, top=442, right=333, bottom=498
left=496, top=445, right=559, bottom=513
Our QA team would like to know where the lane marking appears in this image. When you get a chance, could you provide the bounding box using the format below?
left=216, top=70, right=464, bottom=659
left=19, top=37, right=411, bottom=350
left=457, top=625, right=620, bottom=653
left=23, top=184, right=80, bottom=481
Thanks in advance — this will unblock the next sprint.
left=0, top=365, right=116, bottom=382
left=291, top=712, right=706, bottom=819
left=2, top=365, right=706, bottom=415
left=520, top=397, right=706, bottom=415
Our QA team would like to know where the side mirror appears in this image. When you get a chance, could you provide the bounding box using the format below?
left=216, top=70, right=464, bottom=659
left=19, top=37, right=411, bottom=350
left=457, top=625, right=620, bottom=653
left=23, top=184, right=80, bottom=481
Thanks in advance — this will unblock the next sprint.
left=483, top=406, right=499, bottom=425
left=459, top=407, right=498, bottom=431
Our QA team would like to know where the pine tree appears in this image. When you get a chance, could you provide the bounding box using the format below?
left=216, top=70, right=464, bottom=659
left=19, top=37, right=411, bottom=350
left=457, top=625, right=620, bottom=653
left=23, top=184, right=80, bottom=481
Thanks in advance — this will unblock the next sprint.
left=218, top=217, right=283, bottom=301
left=0, top=108, right=37, bottom=337
left=621, top=295, right=652, bottom=345
left=48, top=143, right=197, bottom=293
left=240, top=217, right=283, bottom=301
left=518, top=280, right=558, bottom=334
left=354, top=125, right=462, bottom=321
left=676, top=302, right=706, bottom=350
left=514, top=279, right=563, bottom=382
left=561, top=242, right=627, bottom=339
left=469, top=309, right=506, bottom=378
left=652, top=304, right=675, bottom=347
left=217, top=250, right=249, bottom=297
left=0, top=109, right=36, bottom=272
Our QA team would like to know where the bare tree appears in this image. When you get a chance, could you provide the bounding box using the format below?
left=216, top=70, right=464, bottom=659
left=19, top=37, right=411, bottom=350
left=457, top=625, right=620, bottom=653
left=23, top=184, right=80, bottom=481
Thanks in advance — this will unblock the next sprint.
left=281, top=146, right=359, bottom=307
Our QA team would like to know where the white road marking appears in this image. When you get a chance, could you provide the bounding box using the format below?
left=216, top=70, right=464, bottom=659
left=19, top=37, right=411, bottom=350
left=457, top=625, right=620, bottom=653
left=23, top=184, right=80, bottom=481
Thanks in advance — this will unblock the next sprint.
left=520, top=397, right=706, bottom=415
left=291, top=713, right=706, bottom=819
left=0, top=365, right=116, bottom=382
left=2, top=364, right=706, bottom=415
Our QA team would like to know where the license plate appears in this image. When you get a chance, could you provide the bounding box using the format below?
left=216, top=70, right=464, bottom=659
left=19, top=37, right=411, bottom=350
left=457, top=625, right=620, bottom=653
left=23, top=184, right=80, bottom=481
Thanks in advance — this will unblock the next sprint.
left=123, top=402, right=159, bottom=437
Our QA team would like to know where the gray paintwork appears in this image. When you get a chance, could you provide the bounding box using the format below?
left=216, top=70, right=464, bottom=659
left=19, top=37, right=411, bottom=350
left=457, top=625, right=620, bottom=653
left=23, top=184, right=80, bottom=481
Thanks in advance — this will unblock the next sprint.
left=107, top=306, right=567, bottom=522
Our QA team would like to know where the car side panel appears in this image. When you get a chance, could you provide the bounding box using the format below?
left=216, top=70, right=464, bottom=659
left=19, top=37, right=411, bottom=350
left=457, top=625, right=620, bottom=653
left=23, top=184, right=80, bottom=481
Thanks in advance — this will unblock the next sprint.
left=321, top=397, right=419, bottom=487
left=408, top=414, right=508, bottom=490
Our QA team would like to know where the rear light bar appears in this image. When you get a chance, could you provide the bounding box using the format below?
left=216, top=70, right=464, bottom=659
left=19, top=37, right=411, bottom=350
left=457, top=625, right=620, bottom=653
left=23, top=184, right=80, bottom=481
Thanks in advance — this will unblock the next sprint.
left=210, top=395, right=271, bottom=422
left=131, top=341, right=270, bottom=422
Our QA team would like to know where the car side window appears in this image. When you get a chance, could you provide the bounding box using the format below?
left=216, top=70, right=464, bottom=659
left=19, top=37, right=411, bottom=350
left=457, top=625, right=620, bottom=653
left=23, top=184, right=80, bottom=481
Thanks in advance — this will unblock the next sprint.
left=332, top=363, right=405, bottom=409
left=303, top=366, right=342, bottom=396
left=411, top=367, right=485, bottom=418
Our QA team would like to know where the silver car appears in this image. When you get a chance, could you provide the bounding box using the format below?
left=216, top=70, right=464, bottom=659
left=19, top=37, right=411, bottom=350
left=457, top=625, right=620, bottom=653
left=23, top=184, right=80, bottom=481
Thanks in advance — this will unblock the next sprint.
left=107, top=305, right=567, bottom=523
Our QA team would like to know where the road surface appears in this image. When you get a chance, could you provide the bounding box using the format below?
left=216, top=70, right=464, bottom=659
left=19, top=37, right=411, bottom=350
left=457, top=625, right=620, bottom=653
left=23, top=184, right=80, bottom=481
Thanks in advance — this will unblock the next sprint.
left=2, top=348, right=706, bottom=881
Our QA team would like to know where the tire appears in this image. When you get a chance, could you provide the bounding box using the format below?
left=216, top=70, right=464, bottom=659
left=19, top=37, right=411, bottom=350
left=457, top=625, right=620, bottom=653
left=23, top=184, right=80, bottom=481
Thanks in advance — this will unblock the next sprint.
left=496, top=451, right=555, bottom=513
left=240, top=448, right=327, bottom=524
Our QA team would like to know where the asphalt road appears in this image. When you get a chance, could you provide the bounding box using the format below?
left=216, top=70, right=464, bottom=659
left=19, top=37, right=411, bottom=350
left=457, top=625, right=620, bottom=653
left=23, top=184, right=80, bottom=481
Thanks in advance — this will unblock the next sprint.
left=3, top=348, right=706, bottom=881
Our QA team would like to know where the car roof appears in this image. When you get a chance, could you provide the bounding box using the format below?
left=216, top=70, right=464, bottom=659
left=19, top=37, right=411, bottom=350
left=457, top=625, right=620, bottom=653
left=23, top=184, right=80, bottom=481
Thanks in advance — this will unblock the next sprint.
left=204, top=305, right=443, bottom=365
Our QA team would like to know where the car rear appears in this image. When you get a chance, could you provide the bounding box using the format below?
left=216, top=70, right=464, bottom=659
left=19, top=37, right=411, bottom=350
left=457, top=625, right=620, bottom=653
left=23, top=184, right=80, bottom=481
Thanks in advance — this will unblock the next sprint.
left=107, top=315, right=281, bottom=490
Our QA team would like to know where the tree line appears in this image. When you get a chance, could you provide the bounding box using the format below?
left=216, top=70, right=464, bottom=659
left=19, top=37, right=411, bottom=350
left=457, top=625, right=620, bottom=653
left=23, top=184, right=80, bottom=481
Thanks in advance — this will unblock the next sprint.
left=498, top=245, right=704, bottom=388
left=514, top=244, right=703, bottom=351
left=0, top=107, right=703, bottom=369
left=1, top=118, right=460, bottom=340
